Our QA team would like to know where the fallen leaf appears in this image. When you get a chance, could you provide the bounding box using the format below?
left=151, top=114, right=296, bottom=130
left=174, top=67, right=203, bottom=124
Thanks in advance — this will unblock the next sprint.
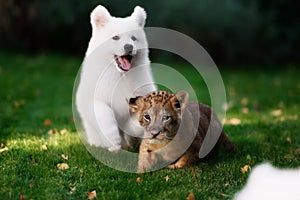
left=44, top=119, right=52, bottom=126
left=86, top=190, right=96, bottom=200
left=47, top=129, right=53, bottom=135
left=228, top=118, right=241, bottom=125
left=241, top=97, right=249, bottom=106
left=242, top=107, right=249, bottom=114
left=136, top=177, right=142, bottom=183
left=286, top=137, right=292, bottom=143
left=40, top=144, right=48, bottom=151
left=61, top=154, right=69, bottom=160
left=0, top=146, right=8, bottom=153
left=220, top=193, right=229, bottom=198
left=70, top=186, right=76, bottom=194
left=186, top=191, right=195, bottom=200
left=13, top=100, right=25, bottom=108
left=57, top=163, right=69, bottom=170
left=14, top=101, right=20, bottom=108
left=29, top=181, right=35, bottom=188
left=165, top=175, right=169, bottom=182
left=271, top=109, right=282, bottom=117
left=241, top=165, right=251, bottom=174
left=47, top=128, right=59, bottom=135
left=60, top=128, right=67, bottom=135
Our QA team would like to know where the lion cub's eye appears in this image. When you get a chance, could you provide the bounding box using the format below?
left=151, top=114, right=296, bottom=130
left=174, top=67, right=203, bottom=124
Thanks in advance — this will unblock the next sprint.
left=131, top=36, right=137, bottom=41
left=112, top=35, right=120, bottom=40
left=162, top=116, right=171, bottom=121
left=143, top=114, right=151, bottom=121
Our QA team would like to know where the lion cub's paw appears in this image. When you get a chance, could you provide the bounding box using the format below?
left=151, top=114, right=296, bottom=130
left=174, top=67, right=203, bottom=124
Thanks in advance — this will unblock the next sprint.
left=167, top=162, right=188, bottom=169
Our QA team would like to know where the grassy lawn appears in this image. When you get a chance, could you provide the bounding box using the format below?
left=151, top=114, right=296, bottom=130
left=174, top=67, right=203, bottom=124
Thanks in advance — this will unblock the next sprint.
left=0, top=51, right=300, bottom=199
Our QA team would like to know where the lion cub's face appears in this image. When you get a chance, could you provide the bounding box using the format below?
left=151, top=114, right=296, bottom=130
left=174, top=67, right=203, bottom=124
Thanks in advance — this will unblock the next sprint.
left=129, top=91, right=188, bottom=142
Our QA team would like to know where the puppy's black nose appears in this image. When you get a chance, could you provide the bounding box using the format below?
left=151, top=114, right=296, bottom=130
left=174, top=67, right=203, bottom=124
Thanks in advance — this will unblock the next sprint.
left=124, top=44, right=133, bottom=53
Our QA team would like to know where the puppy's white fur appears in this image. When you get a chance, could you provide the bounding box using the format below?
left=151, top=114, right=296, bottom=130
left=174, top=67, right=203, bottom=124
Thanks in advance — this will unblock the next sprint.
left=234, top=163, right=300, bottom=200
left=76, top=5, right=156, bottom=151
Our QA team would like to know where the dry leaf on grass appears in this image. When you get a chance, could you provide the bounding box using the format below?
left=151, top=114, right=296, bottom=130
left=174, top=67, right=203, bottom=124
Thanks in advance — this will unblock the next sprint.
left=86, top=190, right=96, bottom=200
left=0, top=146, right=8, bottom=153
left=43, top=119, right=52, bottom=126
left=70, top=186, right=76, bottom=194
left=60, top=128, right=67, bottom=135
left=29, top=181, right=35, bottom=188
left=47, top=129, right=54, bottom=135
left=40, top=144, right=48, bottom=151
left=165, top=175, right=170, bottom=182
left=241, top=165, right=251, bottom=174
left=241, top=97, right=249, bottom=106
left=186, top=191, right=195, bottom=200
left=228, top=118, right=241, bottom=125
left=61, top=154, right=68, bottom=160
left=220, top=193, right=229, bottom=197
left=242, top=107, right=249, bottom=114
left=57, top=163, right=69, bottom=170
left=136, top=177, right=142, bottom=183
left=13, top=100, right=25, bottom=109
left=271, top=109, right=282, bottom=117
left=14, top=101, right=21, bottom=108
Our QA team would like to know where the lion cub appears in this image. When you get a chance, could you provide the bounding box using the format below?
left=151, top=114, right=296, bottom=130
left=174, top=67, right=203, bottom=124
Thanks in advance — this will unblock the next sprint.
left=129, top=90, right=234, bottom=173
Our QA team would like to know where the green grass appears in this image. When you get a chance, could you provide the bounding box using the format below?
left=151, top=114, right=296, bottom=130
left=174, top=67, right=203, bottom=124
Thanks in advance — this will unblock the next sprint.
left=0, top=51, right=300, bottom=199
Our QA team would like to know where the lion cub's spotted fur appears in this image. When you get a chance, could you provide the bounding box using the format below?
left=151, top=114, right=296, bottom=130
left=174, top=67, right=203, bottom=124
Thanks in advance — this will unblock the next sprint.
left=129, top=90, right=234, bottom=173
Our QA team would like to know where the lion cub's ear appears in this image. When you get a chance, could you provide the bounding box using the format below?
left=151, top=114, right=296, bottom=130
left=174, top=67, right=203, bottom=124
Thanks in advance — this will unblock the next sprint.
left=129, top=96, right=143, bottom=113
left=171, top=90, right=189, bottom=111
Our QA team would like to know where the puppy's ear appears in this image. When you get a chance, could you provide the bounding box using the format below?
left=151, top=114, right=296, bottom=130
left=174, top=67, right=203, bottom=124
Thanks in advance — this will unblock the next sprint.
left=171, top=90, right=189, bottom=112
left=90, top=5, right=111, bottom=29
left=131, top=6, right=146, bottom=27
left=129, top=96, right=143, bottom=113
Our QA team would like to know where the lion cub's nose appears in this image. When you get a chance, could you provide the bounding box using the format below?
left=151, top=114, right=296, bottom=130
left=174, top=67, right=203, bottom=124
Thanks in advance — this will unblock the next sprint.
left=124, top=44, right=133, bottom=53
left=150, top=129, right=161, bottom=137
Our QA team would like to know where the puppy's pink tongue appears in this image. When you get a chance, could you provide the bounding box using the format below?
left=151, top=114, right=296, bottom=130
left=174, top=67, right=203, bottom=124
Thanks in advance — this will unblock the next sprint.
left=117, top=56, right=131, bottom=71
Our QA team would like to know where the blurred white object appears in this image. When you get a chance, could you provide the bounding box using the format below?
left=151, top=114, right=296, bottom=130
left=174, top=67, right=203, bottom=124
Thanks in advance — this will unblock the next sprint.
left=234, top=163, right=300, bottom=200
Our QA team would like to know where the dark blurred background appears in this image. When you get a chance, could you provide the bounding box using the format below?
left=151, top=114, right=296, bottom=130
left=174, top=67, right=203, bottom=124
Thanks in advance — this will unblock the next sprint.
left=0, top=0, right=299, bottom=66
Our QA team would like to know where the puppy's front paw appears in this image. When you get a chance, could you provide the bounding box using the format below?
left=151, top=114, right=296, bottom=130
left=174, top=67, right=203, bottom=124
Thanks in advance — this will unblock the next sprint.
left=108, top=145, right=121, bottom=152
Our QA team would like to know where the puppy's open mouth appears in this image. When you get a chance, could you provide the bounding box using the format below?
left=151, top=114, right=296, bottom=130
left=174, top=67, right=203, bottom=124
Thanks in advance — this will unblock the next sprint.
left=115, top=54, right=133, bottom=71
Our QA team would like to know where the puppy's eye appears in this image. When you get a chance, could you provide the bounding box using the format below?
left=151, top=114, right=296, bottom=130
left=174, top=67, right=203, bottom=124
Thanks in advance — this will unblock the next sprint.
left=143, top=114, right=151, bottom=121
left=162, top=116, right=171, bottom=121
left=131, top=36, right=137, bottom=41
left=112, top=35, right=120, bottom=40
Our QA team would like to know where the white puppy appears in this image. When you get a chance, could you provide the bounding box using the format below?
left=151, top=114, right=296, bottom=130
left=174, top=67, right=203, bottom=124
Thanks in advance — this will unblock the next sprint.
left=76, top=5, right=156, bottom=151
left=234, top=163, right=300, bottom=200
